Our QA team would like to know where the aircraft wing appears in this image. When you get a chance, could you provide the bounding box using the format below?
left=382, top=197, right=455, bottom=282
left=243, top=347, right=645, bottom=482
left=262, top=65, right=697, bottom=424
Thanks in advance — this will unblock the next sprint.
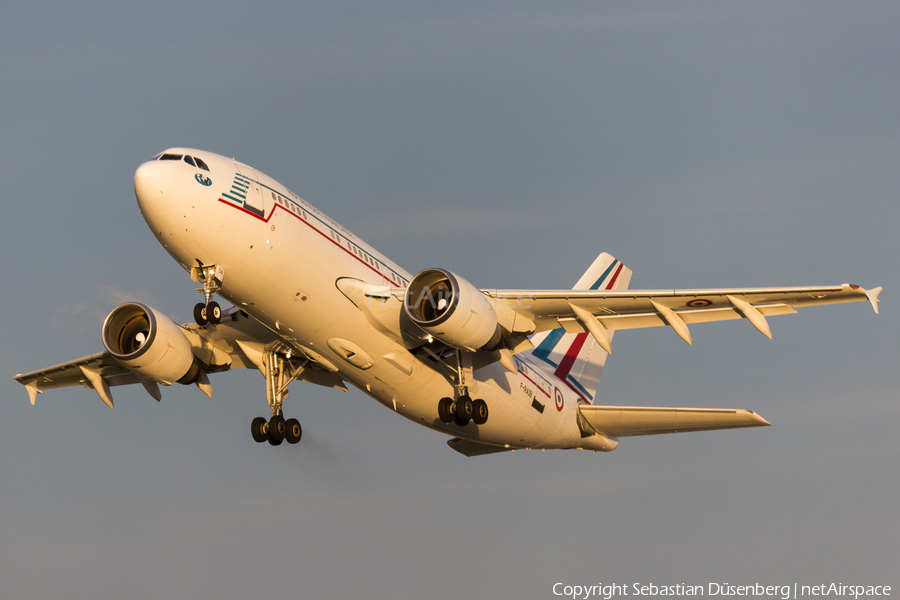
left=14, top=307, right=347, bottom=408
left=487, top=283, right=882, bottom=348
left=14, top=353, right=145, bottom=408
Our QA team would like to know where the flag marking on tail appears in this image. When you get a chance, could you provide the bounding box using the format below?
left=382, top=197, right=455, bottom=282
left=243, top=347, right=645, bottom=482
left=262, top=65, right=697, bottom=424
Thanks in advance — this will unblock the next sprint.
left=531, top=259, right=625, bottom=405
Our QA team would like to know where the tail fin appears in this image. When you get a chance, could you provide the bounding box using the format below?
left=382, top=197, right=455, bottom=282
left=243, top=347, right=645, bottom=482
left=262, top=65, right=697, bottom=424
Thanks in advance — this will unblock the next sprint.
left=529, top=253, right=631, bottom=404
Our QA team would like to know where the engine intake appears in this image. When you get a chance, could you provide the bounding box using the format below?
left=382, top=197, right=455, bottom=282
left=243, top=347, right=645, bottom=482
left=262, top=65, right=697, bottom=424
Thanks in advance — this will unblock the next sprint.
left=404, top=269, right=501, bottom=351
left=102, top=302, right=200, bottom=384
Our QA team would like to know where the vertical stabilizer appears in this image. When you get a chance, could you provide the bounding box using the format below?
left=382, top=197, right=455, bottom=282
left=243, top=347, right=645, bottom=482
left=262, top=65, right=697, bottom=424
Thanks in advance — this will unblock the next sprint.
left=529, top=253, right=631, bottom=404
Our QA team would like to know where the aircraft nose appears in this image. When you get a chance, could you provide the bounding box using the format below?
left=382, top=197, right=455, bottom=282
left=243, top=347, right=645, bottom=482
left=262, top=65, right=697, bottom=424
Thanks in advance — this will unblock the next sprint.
left=133, top=160, right=164, bottom=210
left=133, top=159, right=185, bottom=235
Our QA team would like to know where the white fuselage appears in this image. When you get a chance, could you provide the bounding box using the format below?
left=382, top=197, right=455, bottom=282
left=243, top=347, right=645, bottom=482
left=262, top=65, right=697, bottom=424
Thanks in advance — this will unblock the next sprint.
left=134, top=148, right=607, bottom=451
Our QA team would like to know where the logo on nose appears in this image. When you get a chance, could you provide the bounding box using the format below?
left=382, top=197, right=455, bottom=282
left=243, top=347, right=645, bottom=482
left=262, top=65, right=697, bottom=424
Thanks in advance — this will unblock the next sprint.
left=195, top=174, right=212, bottom=186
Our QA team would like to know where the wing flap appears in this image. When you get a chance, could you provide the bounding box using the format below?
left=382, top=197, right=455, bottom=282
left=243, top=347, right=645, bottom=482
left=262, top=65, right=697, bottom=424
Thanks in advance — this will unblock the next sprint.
left=578, top=405, right=771, bottom=437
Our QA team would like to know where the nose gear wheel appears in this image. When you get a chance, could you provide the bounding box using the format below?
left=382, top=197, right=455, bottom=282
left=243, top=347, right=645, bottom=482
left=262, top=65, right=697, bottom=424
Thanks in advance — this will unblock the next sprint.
left=191, top=262, right=225, bottom=325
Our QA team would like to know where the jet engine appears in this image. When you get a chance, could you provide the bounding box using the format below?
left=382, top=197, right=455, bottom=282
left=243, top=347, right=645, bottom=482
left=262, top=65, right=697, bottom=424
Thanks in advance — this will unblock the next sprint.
left=404, top=268, right=501, bottom=351
left=102, top=302, right=201, bottom=385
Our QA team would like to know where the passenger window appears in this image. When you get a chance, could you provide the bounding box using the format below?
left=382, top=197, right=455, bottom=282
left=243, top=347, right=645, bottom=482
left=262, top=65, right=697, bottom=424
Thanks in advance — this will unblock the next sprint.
left=194, top=157, right=210, bottom=171
left=159, top=154, right=183, bottom=161
left=184, top=155, right=196, bottom=167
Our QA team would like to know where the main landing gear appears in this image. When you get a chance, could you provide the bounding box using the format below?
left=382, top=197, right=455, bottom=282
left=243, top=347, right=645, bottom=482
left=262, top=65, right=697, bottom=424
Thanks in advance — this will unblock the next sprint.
left=250, top=349, right=306, bottom=446
left=191, top=262, right=225, bottom=326
left=437, top=350, right=489, bottom=427
left=251, top=413, right=302, bottom=446
left=438, top=395, right=489, bottom=426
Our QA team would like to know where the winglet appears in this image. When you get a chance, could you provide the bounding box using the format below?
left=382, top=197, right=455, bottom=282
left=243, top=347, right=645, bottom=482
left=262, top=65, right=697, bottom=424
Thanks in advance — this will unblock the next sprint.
left=865, top=286, right=882, bottom=314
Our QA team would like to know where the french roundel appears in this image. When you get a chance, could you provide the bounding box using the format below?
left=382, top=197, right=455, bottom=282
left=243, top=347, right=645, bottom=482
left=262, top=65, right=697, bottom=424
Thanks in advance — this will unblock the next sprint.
left=686, top=299, right=712, bottom=307
left=555, top=387, right=564, bottom=411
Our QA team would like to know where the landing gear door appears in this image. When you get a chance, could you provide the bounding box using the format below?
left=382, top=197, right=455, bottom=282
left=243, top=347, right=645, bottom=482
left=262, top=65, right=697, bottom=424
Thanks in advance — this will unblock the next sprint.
left=233, top=161, right=267, bottom=217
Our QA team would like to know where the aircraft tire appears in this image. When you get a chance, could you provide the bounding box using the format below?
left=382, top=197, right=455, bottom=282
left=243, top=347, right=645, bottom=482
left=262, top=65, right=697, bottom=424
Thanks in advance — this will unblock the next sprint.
left=193, top=303, right=208, bottom=326
left=437, top=397, right=454, bottom=423
left=285, top=418, right=302, bottom=444
left=251, top=416, right=268, bottom=443
left=457, top=396, right=474, bottom=420
left=472, top=399, right=488, bottom=425
left=454, top=396, right=473, bottom=427
left=208, top=301, right=222, bottom=324
left=268, top=414, right=286, bottom=444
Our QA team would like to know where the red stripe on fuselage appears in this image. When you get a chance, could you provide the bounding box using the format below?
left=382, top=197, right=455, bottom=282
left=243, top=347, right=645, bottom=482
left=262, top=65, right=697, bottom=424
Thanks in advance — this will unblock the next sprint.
left=217, top=197, right=404, bottom=286
left=518, top=369, right=552, bottom=398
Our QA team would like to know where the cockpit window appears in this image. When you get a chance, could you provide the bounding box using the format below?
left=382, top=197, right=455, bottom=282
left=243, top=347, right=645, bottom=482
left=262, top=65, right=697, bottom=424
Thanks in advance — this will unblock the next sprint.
left=151, top=153, right=162, bottom=160
left=159, top=153, right=183, bottom=161
left=194, top=157, right=210, bottom=171
left=183, top=155, right=196, bottom=167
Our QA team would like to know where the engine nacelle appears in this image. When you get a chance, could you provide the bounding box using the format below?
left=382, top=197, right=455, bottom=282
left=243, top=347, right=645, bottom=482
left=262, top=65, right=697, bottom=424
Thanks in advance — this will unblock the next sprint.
left=404, top=269, right=501, bottom=351
left=102, top=302, right=200, bottom=385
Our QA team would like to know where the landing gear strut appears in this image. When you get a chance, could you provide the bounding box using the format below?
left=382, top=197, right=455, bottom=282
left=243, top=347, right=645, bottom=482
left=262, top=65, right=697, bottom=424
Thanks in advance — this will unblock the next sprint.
left=250, top=350, right=305, bottom=446
left=437, top=350, right=489, bottom=426
left=191, top=262, right=224, bottom=325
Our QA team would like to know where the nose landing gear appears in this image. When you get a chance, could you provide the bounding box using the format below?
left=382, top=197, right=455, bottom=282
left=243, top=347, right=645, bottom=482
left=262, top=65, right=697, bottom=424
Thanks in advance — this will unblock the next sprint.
left=193, top=301, right=222, bottom=326
left=191, top=262, right=225, bottom=325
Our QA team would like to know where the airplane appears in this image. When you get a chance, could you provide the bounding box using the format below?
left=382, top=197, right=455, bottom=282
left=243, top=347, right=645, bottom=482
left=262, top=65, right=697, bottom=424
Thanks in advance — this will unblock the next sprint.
left=14, top=148, right=883, bottom=456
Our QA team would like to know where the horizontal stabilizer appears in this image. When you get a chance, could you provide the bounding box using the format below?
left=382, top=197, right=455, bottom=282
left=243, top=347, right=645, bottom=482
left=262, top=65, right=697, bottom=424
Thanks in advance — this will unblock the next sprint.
left=447, top=437, right=512, bottom=456
left=578, top=405, right=770, bottom=437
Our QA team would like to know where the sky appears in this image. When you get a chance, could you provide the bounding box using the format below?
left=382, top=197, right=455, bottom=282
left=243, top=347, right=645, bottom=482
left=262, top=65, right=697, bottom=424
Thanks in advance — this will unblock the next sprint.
left=1, top=2, right=897, bottom=598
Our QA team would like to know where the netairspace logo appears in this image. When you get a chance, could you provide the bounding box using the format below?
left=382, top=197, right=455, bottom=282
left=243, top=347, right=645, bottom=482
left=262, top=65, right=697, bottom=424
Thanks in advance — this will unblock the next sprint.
left=551, top=583, right=892, bottom=600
